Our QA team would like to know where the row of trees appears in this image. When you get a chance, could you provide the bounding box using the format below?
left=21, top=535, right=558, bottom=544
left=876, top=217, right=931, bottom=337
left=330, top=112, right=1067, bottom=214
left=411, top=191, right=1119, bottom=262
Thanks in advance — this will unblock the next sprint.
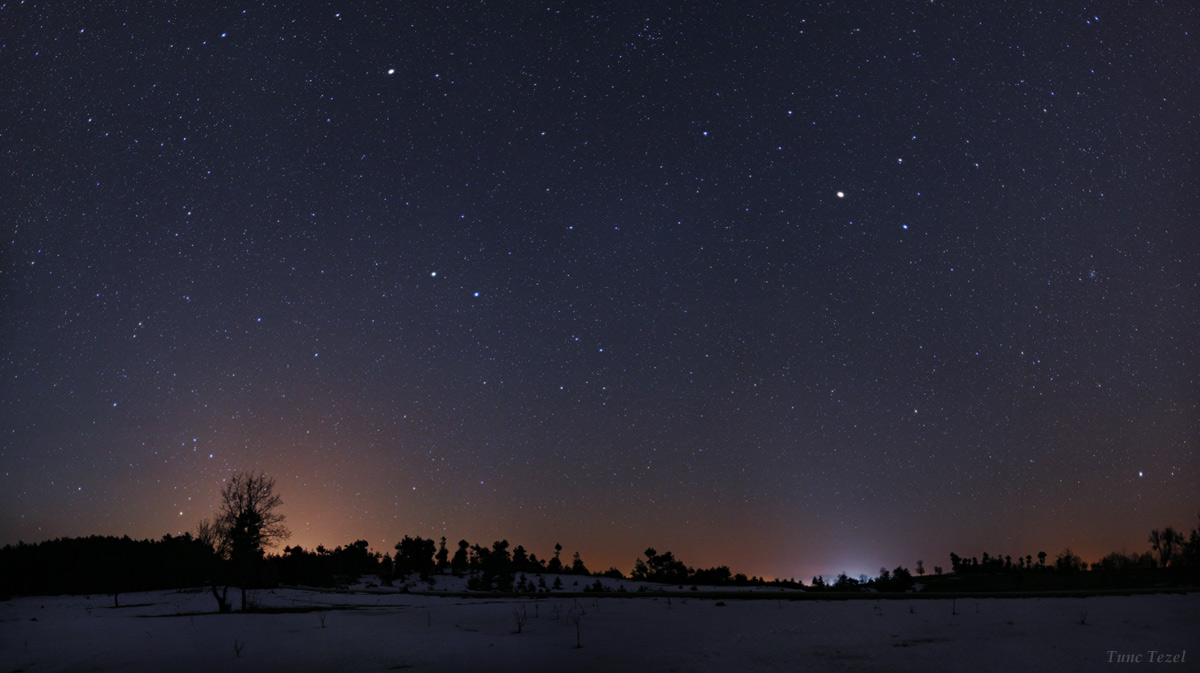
left=0, top=473, right=380, bottom=606
left=944, top=549, right=1121, bottom=575
left=940, top=520, right=1200, bottom=578
left=627, top=547, right=796, bottom=588
left=1, top=470, right=795, bottom=605
left=388, top=536, right=592, bottom=580
left=2, top=474, right=292, bottom=605
left=4, top=471, right=1195, bottom=605
left=381, top=537, right=593, bottom=591
left=0, top=533, right=213, bottom=602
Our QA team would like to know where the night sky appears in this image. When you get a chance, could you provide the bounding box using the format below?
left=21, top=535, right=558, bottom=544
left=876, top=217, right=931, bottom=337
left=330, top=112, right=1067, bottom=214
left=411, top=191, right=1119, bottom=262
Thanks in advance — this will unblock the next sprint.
left=2, top=1, right=1197, bottom=581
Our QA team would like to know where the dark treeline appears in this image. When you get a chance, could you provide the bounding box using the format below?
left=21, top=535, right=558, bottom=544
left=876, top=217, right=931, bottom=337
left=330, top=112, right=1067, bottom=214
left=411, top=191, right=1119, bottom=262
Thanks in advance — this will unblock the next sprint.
left=0, top=534, right=796, bottom=600
left=0, top=534, right=391, bottom=599
left=3, top=521, right=1197, bottom=601
left=370, top=538, right=801, bottom=592
left=278, top=537, right=800, bottom=592
left=0, top=534, right=212, bottom=603
left=3, top=470, right=1194, bottom=604
left=812, top=517, right=1200, bottom=593
left=629, top=547, right=800, bottom=589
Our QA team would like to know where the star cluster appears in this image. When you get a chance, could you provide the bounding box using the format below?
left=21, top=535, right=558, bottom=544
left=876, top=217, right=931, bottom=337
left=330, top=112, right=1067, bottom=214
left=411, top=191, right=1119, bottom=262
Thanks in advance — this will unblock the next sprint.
left=2, top=2, right=1197, bottom=579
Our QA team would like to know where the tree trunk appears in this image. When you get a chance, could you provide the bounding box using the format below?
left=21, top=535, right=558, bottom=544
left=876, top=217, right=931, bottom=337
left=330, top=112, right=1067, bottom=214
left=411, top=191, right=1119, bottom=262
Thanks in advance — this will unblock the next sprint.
left=211, top=584, right=231, bottom=613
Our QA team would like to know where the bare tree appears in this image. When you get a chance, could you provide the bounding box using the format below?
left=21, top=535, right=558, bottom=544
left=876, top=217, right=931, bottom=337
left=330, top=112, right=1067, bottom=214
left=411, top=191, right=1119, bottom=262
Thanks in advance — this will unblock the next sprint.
left=196, top=517, right=232, bottom=612
left=513, top=605, right=529, bottom=634
left=198, top=471, right=289, bottom=611
left=218, top=472, right=289, bottom=549
left=1149, top=527, right=1184, bottom=568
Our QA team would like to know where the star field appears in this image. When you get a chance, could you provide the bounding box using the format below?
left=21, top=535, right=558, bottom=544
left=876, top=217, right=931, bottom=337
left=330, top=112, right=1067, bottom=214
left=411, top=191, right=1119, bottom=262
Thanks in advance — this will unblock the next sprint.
left=2, top=1, right=1197, bottom=579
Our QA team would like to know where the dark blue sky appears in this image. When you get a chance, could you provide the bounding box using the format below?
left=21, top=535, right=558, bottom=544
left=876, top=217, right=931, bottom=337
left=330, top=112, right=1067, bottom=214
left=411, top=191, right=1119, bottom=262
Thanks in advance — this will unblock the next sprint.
left=3, top=1, right=1197, bottom=579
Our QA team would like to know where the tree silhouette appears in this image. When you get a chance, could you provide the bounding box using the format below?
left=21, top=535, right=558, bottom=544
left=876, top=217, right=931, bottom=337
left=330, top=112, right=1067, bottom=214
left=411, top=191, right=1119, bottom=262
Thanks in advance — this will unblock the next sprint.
left=377, top=552, right=394, bottom=586
left=394, top=536, right=437, bottom=579
left=1054, top=548, right=1083, bottom=573
left=1182, top=516, right=1200, bottom=570
left=468, top=540, right=515, bottom=591
left=450, top=539, right=470, bottom=576
left=692, top=565, right=731, bottom=585
left=435, top=536, right=449, bottom=571
left=636, top=548, right=690, bottom=583
left=890, top=566, right=914, bottom=590
left=547, top=543, right=564, bottom=573
left=1149, top=527, right=1184, bottom=568
left=198, top=471, right=289, bottom=611
left=512, top=545, right=530, bottom=572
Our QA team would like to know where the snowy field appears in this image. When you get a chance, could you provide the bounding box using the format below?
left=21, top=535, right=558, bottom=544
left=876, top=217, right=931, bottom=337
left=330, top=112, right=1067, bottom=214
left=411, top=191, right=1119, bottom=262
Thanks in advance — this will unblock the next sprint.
left=2, top=582, right=1196, bottom=672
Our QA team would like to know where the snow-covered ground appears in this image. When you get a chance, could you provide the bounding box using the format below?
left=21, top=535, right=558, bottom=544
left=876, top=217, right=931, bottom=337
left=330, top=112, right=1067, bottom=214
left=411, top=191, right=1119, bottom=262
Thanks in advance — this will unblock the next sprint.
left=2, top=580, right=1195, bottom=672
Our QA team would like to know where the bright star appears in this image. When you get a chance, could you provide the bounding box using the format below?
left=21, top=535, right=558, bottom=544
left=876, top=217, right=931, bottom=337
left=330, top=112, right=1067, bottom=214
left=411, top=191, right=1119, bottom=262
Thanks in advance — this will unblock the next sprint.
left=837, top=191, right=845, bottom=198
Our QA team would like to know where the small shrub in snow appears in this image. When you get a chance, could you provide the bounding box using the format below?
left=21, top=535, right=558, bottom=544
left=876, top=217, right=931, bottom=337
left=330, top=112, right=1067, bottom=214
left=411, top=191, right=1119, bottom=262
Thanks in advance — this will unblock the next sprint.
left=569, top=611, right=582, bottom=649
